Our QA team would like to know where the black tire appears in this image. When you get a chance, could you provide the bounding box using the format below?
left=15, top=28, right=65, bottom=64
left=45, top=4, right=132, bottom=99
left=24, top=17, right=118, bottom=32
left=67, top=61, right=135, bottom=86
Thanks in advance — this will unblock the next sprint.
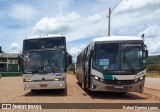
left=84, top=71, right=90, bottom=90
left=117, top=92, right=127, bottom=95
left=31, top=89, right=37, bottom=92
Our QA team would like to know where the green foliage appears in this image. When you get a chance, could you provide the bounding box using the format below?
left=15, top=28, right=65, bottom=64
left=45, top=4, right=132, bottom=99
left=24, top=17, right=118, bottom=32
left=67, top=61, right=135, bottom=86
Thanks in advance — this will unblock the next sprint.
left=147, top=55, right=160, bottom=65
left=146, top=55, right=160, bottom=72
left=67, top=53, right=72, bottom=66
left=0, top=46, right=3, bottom=53
left=147, top=64, right=160, bottom=72
left=146, top=73, right=160, bottom=77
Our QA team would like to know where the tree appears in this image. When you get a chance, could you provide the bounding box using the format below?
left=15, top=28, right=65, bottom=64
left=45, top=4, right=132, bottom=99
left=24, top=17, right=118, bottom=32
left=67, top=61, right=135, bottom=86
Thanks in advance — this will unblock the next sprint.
left=147, top=64, right=160, bottom=72
left=67, top=53, right=72, bottom=66
left=0, top=46, right=3, bottom=53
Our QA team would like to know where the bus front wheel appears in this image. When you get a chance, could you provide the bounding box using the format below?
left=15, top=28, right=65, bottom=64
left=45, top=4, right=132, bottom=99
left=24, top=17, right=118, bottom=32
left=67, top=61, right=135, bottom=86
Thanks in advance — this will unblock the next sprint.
left=31, top=89, right=37, bottom=92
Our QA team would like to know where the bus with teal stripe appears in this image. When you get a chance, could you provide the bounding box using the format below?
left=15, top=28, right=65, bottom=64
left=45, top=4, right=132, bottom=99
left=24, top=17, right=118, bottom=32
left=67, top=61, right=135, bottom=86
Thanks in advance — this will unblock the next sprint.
left=76, top=36, right=148, bottom=93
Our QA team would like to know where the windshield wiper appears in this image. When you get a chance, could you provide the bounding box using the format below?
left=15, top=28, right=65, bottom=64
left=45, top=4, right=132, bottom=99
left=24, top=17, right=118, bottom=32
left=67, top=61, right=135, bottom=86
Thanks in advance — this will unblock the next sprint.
left=32, top=60, right=56, bottom=74
left=32, top=65, right=55, bottom=74
left=32, top=65, right=44, bottom=74
left=123, top=52, right=135, bottom=74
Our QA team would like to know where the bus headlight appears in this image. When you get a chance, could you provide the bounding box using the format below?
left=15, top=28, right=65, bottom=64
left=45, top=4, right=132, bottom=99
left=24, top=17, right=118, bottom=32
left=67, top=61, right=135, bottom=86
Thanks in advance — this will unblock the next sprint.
left=94, top=76, right=99, bottom=80
left=139, top=76, right=144, bottom=80
left=94, top=76, right=104, bottom=82
left=54, top=78, right=59, bottom=81
left=23, top=79, right=32, bottom=82
left=54, top=78, right=64, bottom=81
left=135, top=76, right=144, bottom=82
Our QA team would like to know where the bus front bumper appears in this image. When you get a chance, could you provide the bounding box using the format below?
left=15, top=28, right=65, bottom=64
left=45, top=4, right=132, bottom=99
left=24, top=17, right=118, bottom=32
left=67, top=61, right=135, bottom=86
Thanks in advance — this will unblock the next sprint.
left=90, top=76, right=145, bottom=92
left=24, top=81, right=66, bottom=90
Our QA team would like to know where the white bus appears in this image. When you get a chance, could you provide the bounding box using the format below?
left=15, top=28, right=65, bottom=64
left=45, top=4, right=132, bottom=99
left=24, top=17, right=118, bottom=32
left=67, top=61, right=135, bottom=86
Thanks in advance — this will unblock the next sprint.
left=22, top=35, right=67, bottom=92
left=76, top=36, right=148, bottom=93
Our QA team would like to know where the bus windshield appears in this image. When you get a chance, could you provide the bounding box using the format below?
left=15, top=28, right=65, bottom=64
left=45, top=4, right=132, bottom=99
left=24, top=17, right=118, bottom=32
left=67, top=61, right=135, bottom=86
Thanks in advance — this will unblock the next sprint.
left=23, top=50, right=65, bottom=74
left=120, top=43, right=145, bottom=71
left=93, top=42, right=145, bottom=71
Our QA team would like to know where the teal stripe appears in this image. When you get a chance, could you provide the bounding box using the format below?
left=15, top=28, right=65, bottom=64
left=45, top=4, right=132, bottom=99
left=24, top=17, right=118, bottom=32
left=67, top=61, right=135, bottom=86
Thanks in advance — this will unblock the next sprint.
left=104, top=74, right=118, bottom=80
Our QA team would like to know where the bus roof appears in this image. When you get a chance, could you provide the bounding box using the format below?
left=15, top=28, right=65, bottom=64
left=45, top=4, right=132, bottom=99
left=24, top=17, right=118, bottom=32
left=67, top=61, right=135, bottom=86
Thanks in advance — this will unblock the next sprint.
left=92, top=36, right=143, bottom=42
left=24, top=35, right=65, bottom=40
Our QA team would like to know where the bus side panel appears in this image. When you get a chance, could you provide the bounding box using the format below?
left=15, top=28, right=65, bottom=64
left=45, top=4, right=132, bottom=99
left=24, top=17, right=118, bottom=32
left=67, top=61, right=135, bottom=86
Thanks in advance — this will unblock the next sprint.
left=76, top=56, right=83, bottom=84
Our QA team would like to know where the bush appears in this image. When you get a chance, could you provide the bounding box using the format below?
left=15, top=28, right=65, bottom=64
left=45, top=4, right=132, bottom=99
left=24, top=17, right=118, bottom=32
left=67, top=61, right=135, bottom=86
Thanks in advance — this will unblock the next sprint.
left=147, top=64, right=160, bottom=72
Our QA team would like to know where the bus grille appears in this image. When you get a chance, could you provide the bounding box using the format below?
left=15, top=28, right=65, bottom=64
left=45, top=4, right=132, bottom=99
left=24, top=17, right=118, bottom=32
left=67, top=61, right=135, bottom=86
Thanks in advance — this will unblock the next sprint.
left=33, top=79, right=54, bottom=82
left=104, top=80, right=134, bottom=85
left=105, top=86, right=133, bottom=90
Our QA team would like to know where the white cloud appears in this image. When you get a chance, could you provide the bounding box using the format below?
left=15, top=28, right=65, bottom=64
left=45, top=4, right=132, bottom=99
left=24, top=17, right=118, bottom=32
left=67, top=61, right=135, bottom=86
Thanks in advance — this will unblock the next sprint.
left=145, top=38, right=160, bottom=55
left=110, top=0, right=160, bottom=40
left=10, top=42, right=21, bottom=52
left=65, top=12, right=106, bottom=41
left=88, top=14, right=102, bottom=24
left=68, top=44, right=86, bottom=57
left=1, top=0, right=160, bottom=56
left=9, top=3, right=36, bottom=21
left=33, top=12, right=106, bottom=42
left=116, top=0, right=160, bottom=13
left=68, top=47, right=80, bottom=57
left=33, top=12, right=80, bottom=34
left=138, top=25, right=160, bottom=38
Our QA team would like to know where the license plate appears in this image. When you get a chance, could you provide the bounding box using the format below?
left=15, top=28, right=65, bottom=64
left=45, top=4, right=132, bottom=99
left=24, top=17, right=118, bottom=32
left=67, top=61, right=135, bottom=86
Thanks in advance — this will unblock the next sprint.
left=40, top=84, right=47, bottom=87
left=114, top=86, right=123, bottom=89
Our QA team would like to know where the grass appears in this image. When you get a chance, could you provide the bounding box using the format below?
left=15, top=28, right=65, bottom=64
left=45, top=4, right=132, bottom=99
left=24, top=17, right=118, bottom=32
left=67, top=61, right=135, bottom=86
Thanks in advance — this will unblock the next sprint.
left=146, top=73, right=160, bottom=77
left=67, top=70, right=76, bottom=75
left=67, top=70, right=73, bottom=74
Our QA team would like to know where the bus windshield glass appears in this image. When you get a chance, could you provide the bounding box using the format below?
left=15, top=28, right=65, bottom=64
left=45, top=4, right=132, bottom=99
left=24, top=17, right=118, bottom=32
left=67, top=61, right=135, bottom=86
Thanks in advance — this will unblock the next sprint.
left=93, top=42, right=145, bottom=71
left=120, top=43, right=145, bottom=71
left=23, top=50, right=65, bottom=74
left=23, top=37, right=65, bottom=51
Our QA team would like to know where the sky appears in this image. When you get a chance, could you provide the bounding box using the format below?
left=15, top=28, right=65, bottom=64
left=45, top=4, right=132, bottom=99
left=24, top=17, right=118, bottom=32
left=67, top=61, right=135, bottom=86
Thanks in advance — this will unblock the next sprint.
left=0, top=0, right=160, bottom=61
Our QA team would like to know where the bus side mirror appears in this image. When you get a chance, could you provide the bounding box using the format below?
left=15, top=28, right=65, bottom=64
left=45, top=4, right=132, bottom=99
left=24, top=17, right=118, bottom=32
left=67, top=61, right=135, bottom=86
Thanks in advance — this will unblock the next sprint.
left=145, top=50, right=148, bottom=58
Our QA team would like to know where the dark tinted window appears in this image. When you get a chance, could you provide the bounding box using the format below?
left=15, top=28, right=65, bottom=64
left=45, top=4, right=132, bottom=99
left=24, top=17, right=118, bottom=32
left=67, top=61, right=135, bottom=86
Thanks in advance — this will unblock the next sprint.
left=23, top=37, right=65, bottom=51
left=23, top=50, right=65, bottom=73
left=93, top=43, right=119, bottom=70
